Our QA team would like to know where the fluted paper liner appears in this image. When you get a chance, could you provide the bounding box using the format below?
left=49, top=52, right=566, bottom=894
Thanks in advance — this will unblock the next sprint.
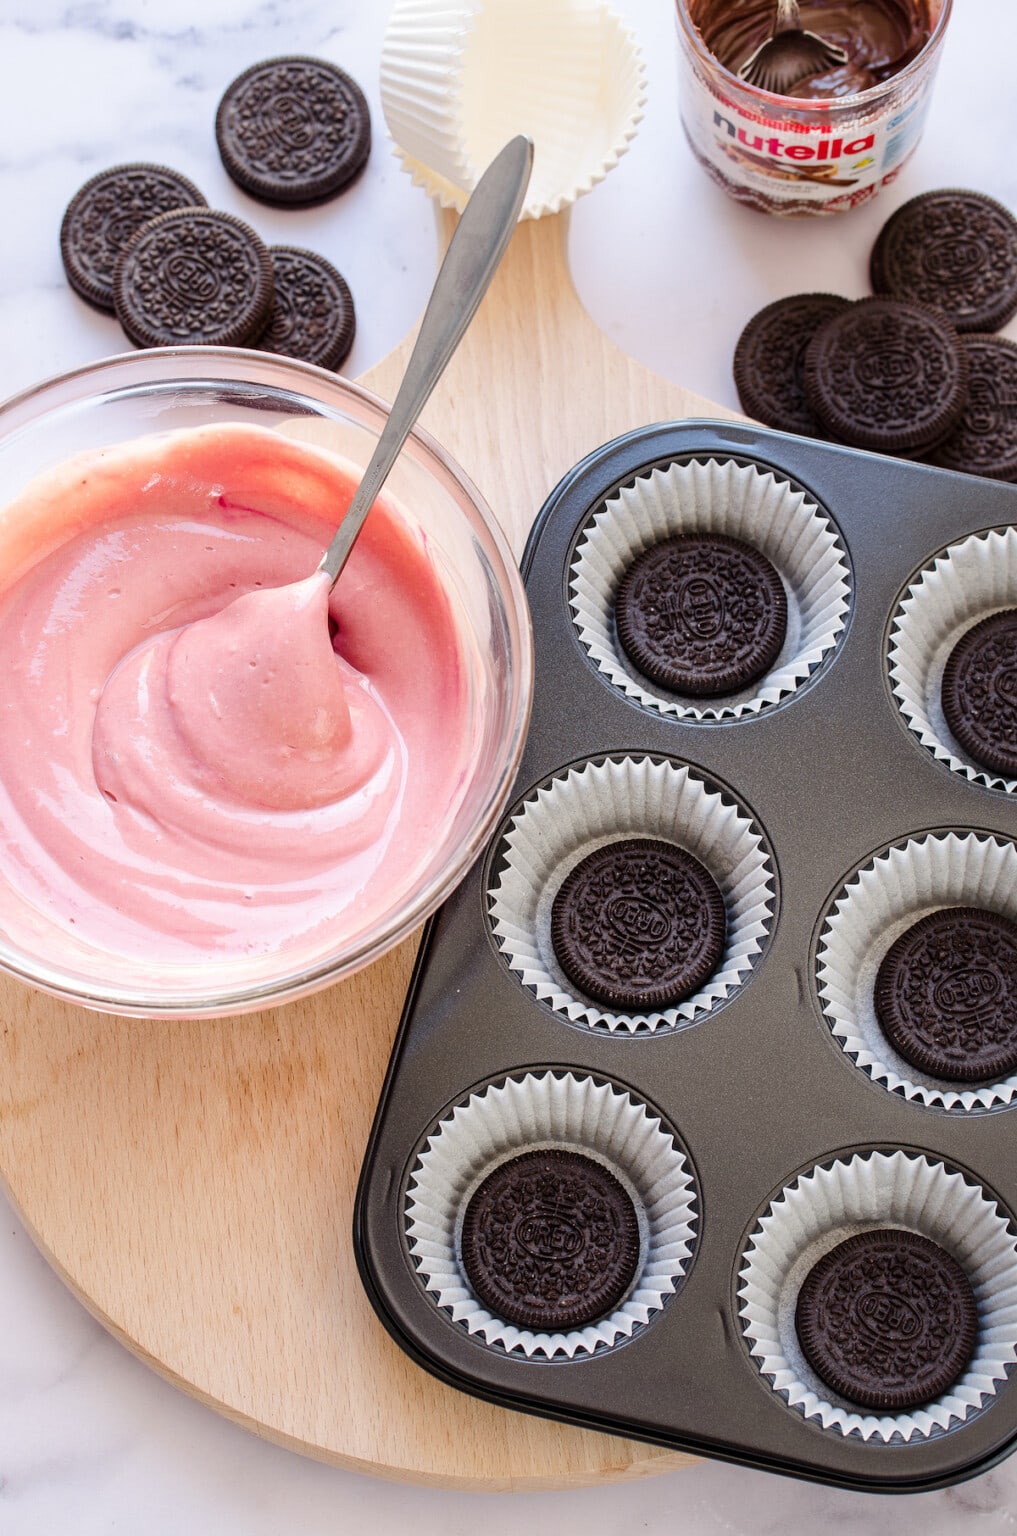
left=488, top=754, right=775, bottom=1032
left=889, top=527, right=1017, bottom=792
left=569, top=458, right=851, bottom=720
left=406, top=1069, right=698, bottom=1358
left=818, top=832, right=1017, bottom=1112
left=739, top=1151, right=1017, bottom=1442
left=380, top=0, right=646, bottom=219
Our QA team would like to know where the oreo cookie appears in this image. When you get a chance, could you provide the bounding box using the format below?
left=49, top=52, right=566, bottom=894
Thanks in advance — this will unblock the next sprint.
left=460, top=1149, right=640, bottom=1331
left=926, top=335, right=1017, bottom=482
left=550, top=837, right=726, bottom=1011
left=795, top=1229, right=978, bottom=1411
left=941, top=609, right=1017, bottom=778
left=254, top=246, right=356, bottom=370
left=733, top=293, right=850, bottom=438
left=804, top=297, right=968, bottom=457
left=60, top=163, right=207, bottom=313
left=875, top=906, right=1017, bottom=1083
left=871, top=189, right=1017, bottom=335
left=615, top=533, right=787, bottom=697
left=216, top=56, right=371, bottom=206
left=112, top=208, right=274, bottom=348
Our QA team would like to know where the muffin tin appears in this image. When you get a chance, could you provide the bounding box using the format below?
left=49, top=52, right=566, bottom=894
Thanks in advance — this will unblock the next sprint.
left=354, top=420, right=1017, bottom=1492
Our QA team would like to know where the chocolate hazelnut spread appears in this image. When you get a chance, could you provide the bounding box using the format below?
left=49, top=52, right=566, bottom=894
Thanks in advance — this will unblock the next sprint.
left=694, top=0, right=933, bottom=98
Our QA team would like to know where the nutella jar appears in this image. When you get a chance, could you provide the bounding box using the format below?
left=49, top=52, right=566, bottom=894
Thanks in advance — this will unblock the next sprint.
left=674, top=0, right=952, bottom=214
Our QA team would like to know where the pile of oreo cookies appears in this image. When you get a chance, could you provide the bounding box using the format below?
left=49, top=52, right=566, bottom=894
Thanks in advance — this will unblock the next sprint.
left=735, top=189, right=1017, bottom=481
left=59, top=57, right=367, bottom=371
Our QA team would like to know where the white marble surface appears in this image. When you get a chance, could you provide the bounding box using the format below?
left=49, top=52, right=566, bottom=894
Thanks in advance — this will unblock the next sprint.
left=3, top=0, right=1017, bottom=1530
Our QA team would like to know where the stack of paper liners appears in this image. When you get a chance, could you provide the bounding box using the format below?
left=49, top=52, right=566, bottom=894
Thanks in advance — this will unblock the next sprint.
left=380, top=0, right=646, bottom=218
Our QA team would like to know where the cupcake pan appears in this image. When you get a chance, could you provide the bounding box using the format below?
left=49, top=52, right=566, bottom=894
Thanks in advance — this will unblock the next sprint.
left=355, top=422, right=1017, bottom=1492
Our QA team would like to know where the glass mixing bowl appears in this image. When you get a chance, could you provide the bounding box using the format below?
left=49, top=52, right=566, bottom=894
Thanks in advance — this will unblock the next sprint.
left=0, top=348, right=533, bottom=1016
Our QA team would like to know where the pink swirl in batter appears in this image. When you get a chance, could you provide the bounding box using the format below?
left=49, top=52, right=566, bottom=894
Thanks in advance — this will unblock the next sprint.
left=0, top=424, right=473, bottom=972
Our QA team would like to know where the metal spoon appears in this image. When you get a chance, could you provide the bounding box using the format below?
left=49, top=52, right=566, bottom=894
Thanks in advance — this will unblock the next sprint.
left=319, top=134, right=534, bottom=588
left=738, top=0, right=848, bottom=96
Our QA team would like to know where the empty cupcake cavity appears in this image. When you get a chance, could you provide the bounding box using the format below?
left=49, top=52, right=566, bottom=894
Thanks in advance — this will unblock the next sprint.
left=487, top=754, right=775, bottom=1033
left=405, top=1069, right=698, bottom=1358
left=569, top=456, right=851, bottom=721
left=380, top=0, right=646, bottom=219
left=738, top=1150, right=1017, bottom=1443
left=889, top=526, right=1017, bottom=792
left=817, top=832, right=1017, bottom=1112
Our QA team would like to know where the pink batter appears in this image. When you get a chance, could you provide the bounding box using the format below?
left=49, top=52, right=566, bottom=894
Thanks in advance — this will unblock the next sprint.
left=0, top=423, right=473, bottom=974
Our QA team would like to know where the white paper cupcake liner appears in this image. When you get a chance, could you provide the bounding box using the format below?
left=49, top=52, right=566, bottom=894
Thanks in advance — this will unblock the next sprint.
left=405, top=1069, right=698, bottom=1358
left=569, top=458, right=851, bottom=721
left=487, top=754, right=775, bottom=1032
left=889, top=527, right=1017, bottom=792
left=817, top=832, right=1017, bottom=1112
left=738, top=1150, right=1017, bottom=1443
left=381, top=0, right=646, bottom=220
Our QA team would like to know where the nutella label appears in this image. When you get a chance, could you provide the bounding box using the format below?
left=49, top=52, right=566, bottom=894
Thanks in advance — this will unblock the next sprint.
left=676, top=47, right=935, bottom=210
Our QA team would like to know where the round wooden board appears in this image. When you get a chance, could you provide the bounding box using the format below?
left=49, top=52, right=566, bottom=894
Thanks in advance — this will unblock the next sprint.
left=0, top=212, right=738, bottom=1489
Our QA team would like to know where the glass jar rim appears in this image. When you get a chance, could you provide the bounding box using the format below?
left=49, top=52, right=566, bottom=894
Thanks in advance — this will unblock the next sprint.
left=673, top=0, right=953, bottom=111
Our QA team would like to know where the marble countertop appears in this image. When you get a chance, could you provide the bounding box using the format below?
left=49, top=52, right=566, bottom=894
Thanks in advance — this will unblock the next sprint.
left=2, top=0, right=1017, bottom=1530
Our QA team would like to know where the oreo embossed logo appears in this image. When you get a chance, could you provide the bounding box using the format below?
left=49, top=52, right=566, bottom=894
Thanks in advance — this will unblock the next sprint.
left=924, top=237, right=984, bottom=285
left=856, top=343, right=918, bottom=391
left=854, top=1288, right=923, bottom=1342
left=163, top=252, right=220, bottom=303
left=933, top=965, right=1001, bottom=1015
left=515, top=1208, right=586, bottom=1261
left=605, top=893, right=672, bottom=947
left=262, top=94, right=316, bottom=151
left=677, top=576, right=724, bottom=639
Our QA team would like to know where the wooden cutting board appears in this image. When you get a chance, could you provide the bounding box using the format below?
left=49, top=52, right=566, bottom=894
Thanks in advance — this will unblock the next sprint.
left=0, top=208, right=738, bottom=1490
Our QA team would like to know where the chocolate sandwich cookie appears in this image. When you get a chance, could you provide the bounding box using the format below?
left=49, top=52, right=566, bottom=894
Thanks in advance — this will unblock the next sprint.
left=615, top=533, right=787, bottom=697
left=926, top=335, right=1017, bottom=482
left=733, top=293, right=850, bottom=437
left=871, top=189, right=1017, bottom=335
left=61, top=163, right=207, bottom=313
left=216, top=56, right=371, bottom=206
left=112, top=208, right=274, bottom=349
left=942, top=609, right=1017, bottom=778
left=875, top=906, right=1017, bottom=1083
left=551, top=837, right=726, bottom=1011
left=460, top=1149, right=640, bottom=1331
left=804, top=297, right=968, bottom=457
left=795, top=1229, right=978, bottom=1411
left=254, top=246, right=356, bottom=370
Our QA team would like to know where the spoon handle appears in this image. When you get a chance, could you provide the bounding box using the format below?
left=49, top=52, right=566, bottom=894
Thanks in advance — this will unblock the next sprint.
left=318, top=134, right=534, bottom=588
